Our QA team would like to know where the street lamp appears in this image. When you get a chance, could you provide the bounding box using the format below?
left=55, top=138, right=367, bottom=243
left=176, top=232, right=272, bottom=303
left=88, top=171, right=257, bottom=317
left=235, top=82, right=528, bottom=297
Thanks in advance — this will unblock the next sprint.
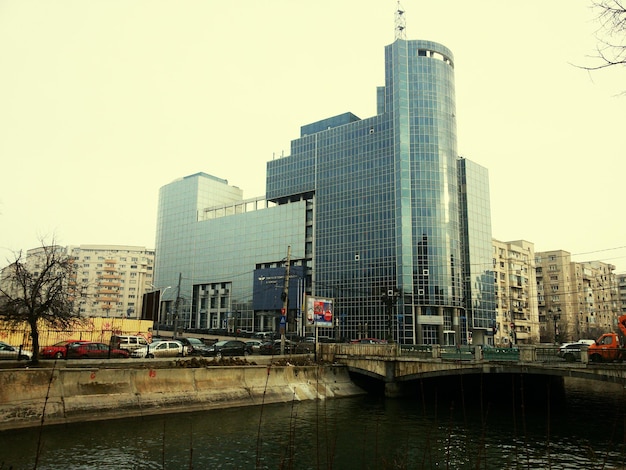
left=549, top=307, right=561, bottom=344
left=381, top=288, right=400, bottom=343
left=153, top=286, right=171, bottom=337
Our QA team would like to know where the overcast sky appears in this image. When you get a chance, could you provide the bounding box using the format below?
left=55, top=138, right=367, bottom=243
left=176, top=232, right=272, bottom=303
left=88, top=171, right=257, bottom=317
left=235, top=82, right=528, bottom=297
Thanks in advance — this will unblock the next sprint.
left=1, top=1, right=624, bottom=272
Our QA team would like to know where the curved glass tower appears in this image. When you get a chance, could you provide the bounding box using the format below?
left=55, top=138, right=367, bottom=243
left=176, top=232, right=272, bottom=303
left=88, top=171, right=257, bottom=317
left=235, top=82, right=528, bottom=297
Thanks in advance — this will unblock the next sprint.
left=385, top=40, right=461, bottom=344
left=265, top=38, right=492, bottom=345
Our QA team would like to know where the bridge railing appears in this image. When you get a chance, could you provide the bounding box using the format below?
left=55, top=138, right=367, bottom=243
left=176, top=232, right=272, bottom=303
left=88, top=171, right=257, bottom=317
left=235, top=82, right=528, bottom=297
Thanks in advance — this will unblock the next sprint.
left=318, top=343, right=569, bottom=364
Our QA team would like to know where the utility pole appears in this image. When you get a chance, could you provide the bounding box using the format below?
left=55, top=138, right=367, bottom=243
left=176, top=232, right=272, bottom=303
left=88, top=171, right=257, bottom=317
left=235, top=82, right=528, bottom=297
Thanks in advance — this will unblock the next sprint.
left=173, top=273, right=182, bottom=339
left=281, top=246, right=291, bottom=355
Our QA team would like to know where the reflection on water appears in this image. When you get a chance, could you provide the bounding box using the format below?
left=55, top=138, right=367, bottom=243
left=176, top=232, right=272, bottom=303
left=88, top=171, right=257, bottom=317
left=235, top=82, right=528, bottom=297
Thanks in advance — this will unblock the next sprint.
left=1, top=378, right=625, bottom=469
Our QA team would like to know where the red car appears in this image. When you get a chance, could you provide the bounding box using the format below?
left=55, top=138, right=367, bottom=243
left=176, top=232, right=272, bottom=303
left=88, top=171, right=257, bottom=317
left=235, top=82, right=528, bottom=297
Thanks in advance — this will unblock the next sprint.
left=40, top=340, right=89, bottom=359
left=66, top=342, right=129, bottom=359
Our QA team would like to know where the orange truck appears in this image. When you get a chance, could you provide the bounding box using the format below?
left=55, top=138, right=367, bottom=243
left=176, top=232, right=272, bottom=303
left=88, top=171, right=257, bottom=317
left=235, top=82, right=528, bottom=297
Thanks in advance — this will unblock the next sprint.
left=587, top=314, right=626, bottom=363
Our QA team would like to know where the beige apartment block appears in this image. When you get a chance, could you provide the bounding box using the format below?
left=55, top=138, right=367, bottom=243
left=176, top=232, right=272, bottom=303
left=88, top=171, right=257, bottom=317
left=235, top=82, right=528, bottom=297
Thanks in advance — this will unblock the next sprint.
left=618, top=273, right=626, bottom=315
left=68, top=245, right=155, bottom=319
left=535, top=251, right=618, bottom=342
left=573, top=260, right=619, bottom=339
left=492, top=239, right=539, bottom=345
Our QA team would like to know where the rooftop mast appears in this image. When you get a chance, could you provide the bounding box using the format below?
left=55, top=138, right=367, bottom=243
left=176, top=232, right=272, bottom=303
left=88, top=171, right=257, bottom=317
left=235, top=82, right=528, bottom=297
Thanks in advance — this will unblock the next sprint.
left=394, top=1, right=406, bottom=40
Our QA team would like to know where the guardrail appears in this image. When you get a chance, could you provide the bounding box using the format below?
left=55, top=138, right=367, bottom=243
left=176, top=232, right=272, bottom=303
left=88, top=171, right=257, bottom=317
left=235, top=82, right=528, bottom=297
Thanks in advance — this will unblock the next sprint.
left=320, top=343, right=569, bottom=364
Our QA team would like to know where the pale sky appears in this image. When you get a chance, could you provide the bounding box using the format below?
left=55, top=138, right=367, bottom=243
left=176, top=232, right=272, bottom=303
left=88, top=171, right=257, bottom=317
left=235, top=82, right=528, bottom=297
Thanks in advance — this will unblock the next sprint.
left=1, top=1, right=624, bottom=272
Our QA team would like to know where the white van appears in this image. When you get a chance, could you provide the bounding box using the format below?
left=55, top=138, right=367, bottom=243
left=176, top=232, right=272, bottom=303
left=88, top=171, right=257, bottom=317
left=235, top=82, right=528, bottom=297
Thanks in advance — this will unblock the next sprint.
left=110, top=335, right=149, bottom=352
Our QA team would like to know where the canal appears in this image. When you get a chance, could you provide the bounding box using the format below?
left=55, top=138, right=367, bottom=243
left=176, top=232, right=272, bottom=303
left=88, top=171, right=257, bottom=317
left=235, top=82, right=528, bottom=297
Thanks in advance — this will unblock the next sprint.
left=1, top=376, right=625, bottom=469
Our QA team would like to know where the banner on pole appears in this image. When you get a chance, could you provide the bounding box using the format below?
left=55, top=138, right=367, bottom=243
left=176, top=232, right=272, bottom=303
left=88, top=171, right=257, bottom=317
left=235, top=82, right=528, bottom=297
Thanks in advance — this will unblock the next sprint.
left=305, top=296, right=334, bottom=328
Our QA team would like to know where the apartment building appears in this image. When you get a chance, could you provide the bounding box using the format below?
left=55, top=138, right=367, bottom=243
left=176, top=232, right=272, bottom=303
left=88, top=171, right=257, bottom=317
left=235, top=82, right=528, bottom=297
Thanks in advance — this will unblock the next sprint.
left=535, top=251, right=618, bottom=342
left=68, top=245, right=155, bottom=318
left=492, top=240, right=539, bottom=345
left=573, top=261, right=619, bottom=339
left=618, top=273, right=626, bottom=315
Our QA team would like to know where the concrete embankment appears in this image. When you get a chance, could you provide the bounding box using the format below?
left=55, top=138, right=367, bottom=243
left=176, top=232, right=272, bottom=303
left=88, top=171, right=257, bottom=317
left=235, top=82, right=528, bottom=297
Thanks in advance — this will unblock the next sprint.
left=0, top=361, right=365, bottom=431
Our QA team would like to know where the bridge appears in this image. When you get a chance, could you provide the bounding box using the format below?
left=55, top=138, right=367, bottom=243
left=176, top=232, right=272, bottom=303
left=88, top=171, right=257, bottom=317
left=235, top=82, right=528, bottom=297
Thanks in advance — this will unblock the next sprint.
left=318, top=343, right=626, bottom=397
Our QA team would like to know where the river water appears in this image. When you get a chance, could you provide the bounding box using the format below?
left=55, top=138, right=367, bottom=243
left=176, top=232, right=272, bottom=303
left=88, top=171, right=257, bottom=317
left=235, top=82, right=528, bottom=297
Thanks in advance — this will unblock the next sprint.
left=1, top=377, right=625, bottom=469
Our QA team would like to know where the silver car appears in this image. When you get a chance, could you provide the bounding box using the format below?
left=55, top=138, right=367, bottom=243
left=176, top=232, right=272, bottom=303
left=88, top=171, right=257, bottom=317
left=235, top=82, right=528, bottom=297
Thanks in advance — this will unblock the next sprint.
left=131, top=340, right=184, bottom=358
left=0, top=342, right=33, bottom=360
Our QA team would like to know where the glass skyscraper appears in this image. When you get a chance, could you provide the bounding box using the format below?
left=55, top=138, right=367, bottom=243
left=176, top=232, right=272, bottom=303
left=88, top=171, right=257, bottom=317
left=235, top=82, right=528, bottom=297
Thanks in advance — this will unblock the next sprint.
left=267, top=39, right=495, bottom=344
left=154, top=38, right=495, bottom=345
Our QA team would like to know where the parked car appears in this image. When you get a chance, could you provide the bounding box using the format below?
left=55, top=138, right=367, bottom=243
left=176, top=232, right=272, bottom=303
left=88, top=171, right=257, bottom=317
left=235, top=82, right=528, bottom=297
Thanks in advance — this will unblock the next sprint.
left=557, top=340, right=595, bottom=357
left=174, top=337, right=210, bottom=356
left=40, top=340, right=89, bottom=359
left=245, top=340, right=263, bottom=354
left=67, top=342, right=129, bottom=359
left=0, top=341, right=32, bottom=360
left=110, top=335, right=149, bottom=353
left=558, top=342, right=588, bottom=362
left=259, top=339, right=293, bottom=355
left=131, top=340, right=184, bottom=358
left=252, top=331, right=275, bottom=340
left=205, top=340, right=249, bottom=358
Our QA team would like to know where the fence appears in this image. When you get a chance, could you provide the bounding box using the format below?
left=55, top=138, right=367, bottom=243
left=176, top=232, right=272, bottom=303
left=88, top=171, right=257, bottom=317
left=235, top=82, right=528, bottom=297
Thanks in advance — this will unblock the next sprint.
left=0, top=317, right=154, bottom=352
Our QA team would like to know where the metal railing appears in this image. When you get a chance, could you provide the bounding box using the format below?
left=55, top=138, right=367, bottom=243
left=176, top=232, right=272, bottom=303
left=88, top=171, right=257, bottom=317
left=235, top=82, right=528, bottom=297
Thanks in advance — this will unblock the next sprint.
left=319, top=342, right=568, bottom=364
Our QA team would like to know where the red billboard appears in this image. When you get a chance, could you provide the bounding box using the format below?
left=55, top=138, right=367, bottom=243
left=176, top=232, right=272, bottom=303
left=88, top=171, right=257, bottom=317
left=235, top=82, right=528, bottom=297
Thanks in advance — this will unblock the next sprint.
left=305, top=296, right=334, bottom=328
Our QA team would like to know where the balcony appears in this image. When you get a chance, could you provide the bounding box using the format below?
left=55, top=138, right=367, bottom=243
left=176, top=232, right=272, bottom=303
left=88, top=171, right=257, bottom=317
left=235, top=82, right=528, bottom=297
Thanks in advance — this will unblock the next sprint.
left=99, top=281, right=121, bottom=287
left=100, top=274, right=121, bottom=279
left=98, top=288, right=117, bottom=295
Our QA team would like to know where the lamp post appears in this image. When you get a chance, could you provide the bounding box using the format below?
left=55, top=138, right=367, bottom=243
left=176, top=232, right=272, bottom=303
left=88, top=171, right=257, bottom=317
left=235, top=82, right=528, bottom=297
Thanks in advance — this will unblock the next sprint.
left=549, top=307, right=561, bottom=344
left=153, top=286, right=172, bottom=337
left=381, top=288, right=400, bottom=343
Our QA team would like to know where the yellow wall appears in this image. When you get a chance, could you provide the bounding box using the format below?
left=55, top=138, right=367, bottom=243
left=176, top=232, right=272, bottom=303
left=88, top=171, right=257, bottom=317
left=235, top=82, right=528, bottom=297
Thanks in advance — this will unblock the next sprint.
left=0, top=317, right=154, bottom=351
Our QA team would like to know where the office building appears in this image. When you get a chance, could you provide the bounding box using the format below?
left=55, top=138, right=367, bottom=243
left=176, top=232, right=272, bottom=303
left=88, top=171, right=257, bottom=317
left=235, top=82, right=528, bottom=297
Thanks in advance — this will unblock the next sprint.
left=266, top=39, right=495, bottom=344
left=153, top=173, right=308, bottom=333
left=154, top=37, right=496, bottom=344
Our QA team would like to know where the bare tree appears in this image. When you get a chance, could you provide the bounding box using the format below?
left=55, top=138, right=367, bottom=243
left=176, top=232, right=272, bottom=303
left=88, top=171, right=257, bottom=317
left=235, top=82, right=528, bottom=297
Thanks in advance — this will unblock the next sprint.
left=584, top=1, right=626, bottom=70
left=0, top=240, right=85, bottom=364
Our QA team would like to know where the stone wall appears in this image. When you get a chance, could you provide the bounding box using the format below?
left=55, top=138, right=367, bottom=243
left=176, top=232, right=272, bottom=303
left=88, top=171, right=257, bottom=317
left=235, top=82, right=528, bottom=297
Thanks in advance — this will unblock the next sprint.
left=0, top=364, right=364, bottom=430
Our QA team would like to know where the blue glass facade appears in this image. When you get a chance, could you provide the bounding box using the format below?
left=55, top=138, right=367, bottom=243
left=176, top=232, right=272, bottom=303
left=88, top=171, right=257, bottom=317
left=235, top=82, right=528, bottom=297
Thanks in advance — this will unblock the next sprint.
left=267, top=39, right=494, bottom=344
left=458, top=158, right=497, bottom=343
left=154, top=173, right=308, bottom=333
left=154, top=39, right=495, bottom=344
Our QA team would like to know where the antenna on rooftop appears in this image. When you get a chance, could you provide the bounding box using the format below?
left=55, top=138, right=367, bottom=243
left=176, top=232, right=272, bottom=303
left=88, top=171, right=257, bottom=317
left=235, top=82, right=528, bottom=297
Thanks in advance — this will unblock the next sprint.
left=395, top=1, right=406, bottom=40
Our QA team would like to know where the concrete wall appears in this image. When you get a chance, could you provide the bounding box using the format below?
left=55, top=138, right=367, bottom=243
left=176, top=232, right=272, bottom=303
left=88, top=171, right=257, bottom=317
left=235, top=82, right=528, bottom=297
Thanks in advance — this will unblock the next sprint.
left=0, top=364, right=364, bottom=431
